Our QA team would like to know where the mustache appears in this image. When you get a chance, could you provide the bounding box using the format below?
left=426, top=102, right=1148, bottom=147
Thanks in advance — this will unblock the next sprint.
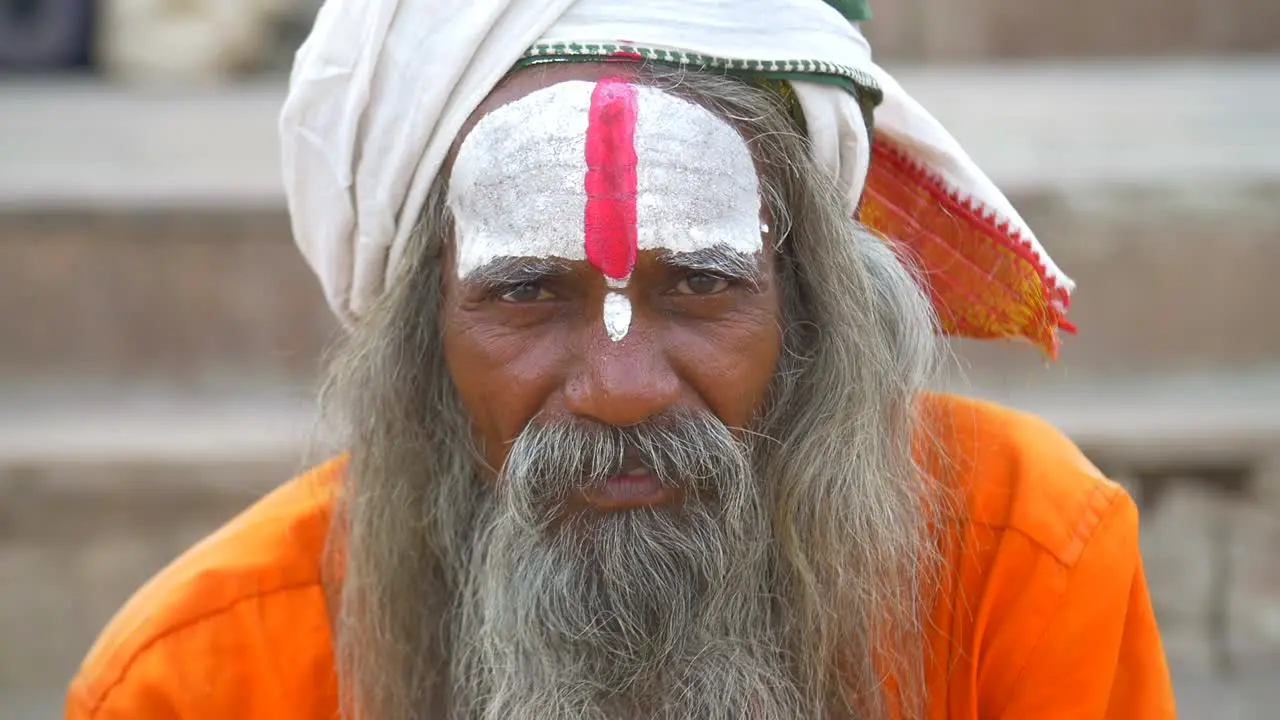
left=498, top=409, right=753, bottom=518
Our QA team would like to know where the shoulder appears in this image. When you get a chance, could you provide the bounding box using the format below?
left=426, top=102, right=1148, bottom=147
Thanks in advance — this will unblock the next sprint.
left=66, top=456, right=347, bottom=718
left=925, top=392, right=1133, bottom=568
left=922, top=395, right=1159, bottom=714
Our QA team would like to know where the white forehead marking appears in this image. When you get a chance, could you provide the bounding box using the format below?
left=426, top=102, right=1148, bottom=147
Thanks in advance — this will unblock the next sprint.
left=602, top=292, right=632, bottom=342
left=447, top=80, right=763, bottom=281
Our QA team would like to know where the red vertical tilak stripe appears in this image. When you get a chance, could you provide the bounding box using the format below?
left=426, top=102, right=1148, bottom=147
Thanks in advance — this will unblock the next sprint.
left=584, top=78, right=639, bottom=281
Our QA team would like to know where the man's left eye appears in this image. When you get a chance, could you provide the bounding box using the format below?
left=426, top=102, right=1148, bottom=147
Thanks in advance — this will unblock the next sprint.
left=498, top=283, right=554, bottom=302
left=674, top=273, right=730, bottom=296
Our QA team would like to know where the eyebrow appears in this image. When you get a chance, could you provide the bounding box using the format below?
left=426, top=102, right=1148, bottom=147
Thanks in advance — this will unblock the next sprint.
left=460, top=247, right=765, bottom=289
left=657, top=247, right=764, bottom=289
left=462, top=257, right=574, bottom=290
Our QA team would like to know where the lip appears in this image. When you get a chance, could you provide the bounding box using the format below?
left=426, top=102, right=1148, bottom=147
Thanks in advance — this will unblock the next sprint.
left=580, top=472, right=678, bottom=511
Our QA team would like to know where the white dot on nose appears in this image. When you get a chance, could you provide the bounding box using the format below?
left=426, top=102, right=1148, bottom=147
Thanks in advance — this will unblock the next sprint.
left=603, top=292, right=632, bottom=342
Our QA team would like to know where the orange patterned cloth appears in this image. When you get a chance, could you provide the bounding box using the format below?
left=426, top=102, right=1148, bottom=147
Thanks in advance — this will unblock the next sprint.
left=860, top=139, right=1075, bottom=358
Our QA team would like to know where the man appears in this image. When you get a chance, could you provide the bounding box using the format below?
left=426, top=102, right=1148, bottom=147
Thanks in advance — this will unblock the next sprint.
left=67, top=1, right=1176, bottom=718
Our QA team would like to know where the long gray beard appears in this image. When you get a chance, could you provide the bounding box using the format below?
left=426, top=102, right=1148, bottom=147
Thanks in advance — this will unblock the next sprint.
left=448, top=411, right=802, bottom=719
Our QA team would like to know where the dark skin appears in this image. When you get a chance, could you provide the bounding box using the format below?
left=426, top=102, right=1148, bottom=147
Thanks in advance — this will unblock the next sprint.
left=441, top=62, right=783, bottom=511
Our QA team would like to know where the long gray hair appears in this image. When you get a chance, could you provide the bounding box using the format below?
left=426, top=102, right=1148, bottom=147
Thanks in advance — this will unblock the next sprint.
left=318, top=64, right=949, bottom=720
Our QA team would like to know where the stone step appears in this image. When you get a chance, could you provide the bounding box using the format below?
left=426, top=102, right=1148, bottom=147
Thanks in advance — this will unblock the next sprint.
left=0, top=209, right=339, bottom=385
left=864, top=0, right=1280, bottom=61
left=2, top=377, right=1278, bottom=715
left=7, top=60, right=1279, bottom=206
left=2, top=60, right=1279, bottom=386
left=0, top=387, right=310, bottom=704
left=76, top=0, right=1280, bottom=80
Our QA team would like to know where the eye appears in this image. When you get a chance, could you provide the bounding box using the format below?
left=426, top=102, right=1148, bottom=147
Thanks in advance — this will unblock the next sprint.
left=498, top=283, right=554, bottom=303
left=673, top=273, right=730, bottom=296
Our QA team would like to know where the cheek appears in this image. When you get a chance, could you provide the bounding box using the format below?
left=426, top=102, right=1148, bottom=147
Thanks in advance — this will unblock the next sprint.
left=666, top=297, right=782, bottom=427
left=442, top=309, right=570, bottom=469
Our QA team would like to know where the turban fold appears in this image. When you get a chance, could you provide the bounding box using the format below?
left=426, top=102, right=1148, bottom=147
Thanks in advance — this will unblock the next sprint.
left=280, top=0, right=1075, bottom=356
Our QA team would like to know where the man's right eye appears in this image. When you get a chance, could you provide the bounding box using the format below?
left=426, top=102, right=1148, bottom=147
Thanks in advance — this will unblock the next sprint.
left=498, top=283, right=554, bottom=303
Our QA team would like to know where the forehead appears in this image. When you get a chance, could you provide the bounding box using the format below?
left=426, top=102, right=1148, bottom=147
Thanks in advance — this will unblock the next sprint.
left=447, top=79, right=762, bottom=278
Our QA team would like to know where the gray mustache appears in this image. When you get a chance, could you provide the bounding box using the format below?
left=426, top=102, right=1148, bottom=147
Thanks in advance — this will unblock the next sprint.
left=499, top=410, right=751, bottom=513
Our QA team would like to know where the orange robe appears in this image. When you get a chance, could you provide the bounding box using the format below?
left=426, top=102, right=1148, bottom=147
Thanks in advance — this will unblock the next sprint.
left=65, top=395, right=1177, bottom=719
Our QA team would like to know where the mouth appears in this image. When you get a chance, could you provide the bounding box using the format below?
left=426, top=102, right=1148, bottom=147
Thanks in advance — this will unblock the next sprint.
left=579, top=449, right=677, bottom=511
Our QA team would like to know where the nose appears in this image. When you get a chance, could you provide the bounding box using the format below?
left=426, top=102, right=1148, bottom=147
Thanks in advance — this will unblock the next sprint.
left=562, top=330, right=682, bottom=427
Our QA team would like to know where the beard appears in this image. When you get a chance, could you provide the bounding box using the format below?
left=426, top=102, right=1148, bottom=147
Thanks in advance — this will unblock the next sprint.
left=449, top=410, right=802, bottom=719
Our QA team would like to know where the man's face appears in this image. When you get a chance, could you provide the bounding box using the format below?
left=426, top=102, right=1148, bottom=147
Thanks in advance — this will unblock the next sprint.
left=442, top=64, right=783, bottom=513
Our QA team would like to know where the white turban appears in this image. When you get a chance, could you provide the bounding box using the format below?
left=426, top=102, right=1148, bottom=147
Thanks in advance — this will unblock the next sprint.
left=280, top=0, right=1076, bottom=355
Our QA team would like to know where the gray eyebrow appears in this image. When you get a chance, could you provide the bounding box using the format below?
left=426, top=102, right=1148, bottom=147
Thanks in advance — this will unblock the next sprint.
left=459, top=247, right=765, bottom=289
left=462, top=256, right=574, bottom=289
left=656, top=247, right=764, bottom=289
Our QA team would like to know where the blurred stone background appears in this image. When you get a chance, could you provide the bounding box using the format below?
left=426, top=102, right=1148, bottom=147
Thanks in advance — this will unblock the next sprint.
left=1, top=0, right=1278, bottom=717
